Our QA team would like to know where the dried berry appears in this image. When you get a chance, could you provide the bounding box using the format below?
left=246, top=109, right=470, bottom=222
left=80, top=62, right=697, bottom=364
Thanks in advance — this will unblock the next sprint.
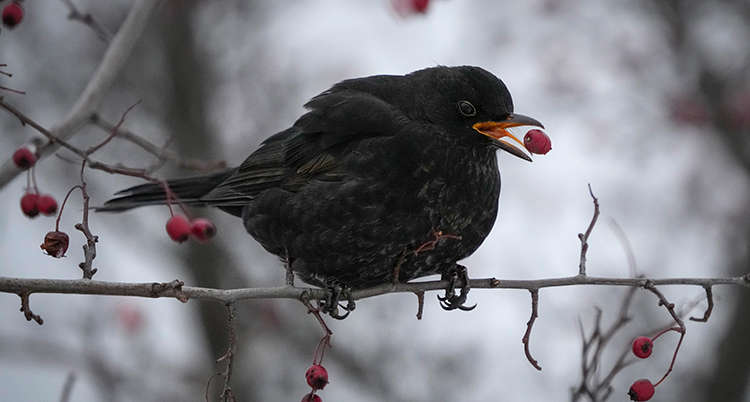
left=36, top=194, right=58, bottom=216
left=20, top=192, right=39, bottom=218
left=301, top=393, right=322, bottom=402
left=628, top=379, right=655, bottom=401
left=524, top=129, right=552, bottom=155
left=2, top=2, right=23, bottom=28
left=632, top=336, right=653, bottom=359
left=305, top=364, right=328, bottom=390
left=190, top=218, right=217, bottom=243
left=40, top=231, right=70, bottom=258
left=166, top=215, right=191, bottom=243
left=12, top=148, right=35, bottom=170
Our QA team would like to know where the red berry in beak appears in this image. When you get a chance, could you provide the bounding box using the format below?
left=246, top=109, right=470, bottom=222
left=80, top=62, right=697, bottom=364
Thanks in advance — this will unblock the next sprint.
left=305, top=364, right=328, bottom=390
left=20, top=192, right=40, bottom=218
left=40, top=231, right=70, bottom=258
left=632, top=336, right=653, bottom=359
left=166, top=215, right=191, bottom=243
left=524, top=129, right=552, bottom=155
left=628, top=379, right=655, bottom=401
left=190, top=218, right=217, bottom=243
left=36, top=194, right=58, bottom=216
left=12, top=147, right=35, bottom=170
left=2, top=2, right=23, bottom=28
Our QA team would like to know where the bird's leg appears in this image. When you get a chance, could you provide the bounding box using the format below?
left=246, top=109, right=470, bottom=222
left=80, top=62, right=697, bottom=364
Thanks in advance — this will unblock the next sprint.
left=438, top=264, right=476, bottom=311
left=322, top=278, right=356, bottom=320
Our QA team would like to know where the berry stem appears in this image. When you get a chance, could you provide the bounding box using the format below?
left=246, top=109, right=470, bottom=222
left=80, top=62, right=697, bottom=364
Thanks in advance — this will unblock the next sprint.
left=654, top=328, right=685, bottom=387
left=56, top=185, right=83, bottom=232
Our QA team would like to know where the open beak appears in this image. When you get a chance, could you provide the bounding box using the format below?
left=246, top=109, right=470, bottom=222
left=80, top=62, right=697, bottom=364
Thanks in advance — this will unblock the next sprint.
left=473, top=113, right=544, bottom=162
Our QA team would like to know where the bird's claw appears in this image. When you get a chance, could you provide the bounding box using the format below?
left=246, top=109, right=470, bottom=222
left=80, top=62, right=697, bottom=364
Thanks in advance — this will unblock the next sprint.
left=438, top=265, right=476, bottom=311
left=322, top=278, right=356, bottom=320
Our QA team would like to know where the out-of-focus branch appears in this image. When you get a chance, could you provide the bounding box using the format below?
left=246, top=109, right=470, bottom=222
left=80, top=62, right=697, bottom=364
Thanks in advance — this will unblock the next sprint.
left=0, top=0, right=161, bottom=188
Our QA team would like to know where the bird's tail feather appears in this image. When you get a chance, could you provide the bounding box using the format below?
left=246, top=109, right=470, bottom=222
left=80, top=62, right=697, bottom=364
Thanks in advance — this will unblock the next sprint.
left=96, top=169, right=236, bottom=212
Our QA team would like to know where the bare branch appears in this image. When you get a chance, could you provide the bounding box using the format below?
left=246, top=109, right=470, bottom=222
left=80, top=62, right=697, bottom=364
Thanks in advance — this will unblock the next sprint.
left=689, top=286, right=714, bottom=323
left=217, top=303, right=238, bottom=402
left=578, top=185, right=600, bottom=275
left=60, top=0, right=113, bottom=43
left=0, top=0, right=161, bottom=189
left=18, top=291, right=43, bottom=325
left=523, top=289, right=542, bottom=370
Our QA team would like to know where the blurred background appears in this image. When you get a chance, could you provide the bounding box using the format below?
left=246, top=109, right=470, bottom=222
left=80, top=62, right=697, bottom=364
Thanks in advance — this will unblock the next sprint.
left=1, top=0, right=750, bottom=401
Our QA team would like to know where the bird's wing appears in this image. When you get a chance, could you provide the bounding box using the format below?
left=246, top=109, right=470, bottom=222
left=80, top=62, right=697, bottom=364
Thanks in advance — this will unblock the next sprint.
left=200, top=90, right=410, bottom=206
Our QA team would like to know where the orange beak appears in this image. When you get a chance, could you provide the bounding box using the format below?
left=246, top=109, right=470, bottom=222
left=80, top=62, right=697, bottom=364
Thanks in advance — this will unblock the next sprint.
left=473, top=113, right=544, bottom=162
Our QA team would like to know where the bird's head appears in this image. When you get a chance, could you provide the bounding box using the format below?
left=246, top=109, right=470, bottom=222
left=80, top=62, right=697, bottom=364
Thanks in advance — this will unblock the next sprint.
left=414, top=66, right=545, bottom=161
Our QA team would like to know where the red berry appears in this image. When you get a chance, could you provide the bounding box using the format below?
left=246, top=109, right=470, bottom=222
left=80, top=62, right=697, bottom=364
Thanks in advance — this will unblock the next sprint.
left=301, top=393, right=322, bottom=402
left=36, top=194, right=58, bottom=216
left=305, top=365, right=328, bottom=390
left=20, top=192, right=39, bottom=218
left=524, top=129, right=552, bottom=155
left=2, top=2, right=23, bottom=28
left=190, top=218, right=217, bottom=243
left=12, top=148, right=35, bottom=170
left=40, top=230, right=70, bottom=258
left=628, top=379, right=655, bottom=401
left=166, top=215, right=191, bottom=243
left=632, top=336, right=653, bottom=359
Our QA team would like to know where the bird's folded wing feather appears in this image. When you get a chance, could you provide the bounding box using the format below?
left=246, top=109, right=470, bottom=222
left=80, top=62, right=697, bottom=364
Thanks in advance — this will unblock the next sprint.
left=200, top=90, right=411, bottom=206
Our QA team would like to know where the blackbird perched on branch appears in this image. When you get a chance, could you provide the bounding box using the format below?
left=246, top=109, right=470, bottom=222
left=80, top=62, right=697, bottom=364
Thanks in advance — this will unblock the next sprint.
left=100, top=66, right=546, bottom=318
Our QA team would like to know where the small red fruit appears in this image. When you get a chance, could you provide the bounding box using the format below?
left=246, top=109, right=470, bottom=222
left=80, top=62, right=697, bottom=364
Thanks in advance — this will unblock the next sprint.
left=190, top=218, right=217, bottom=243
left=36, top=194, right=58, bottom=216
left=12, top=148, right=35, bottom=170
left=632, top=336, right=653, bottom=359
left=305, top=364, right=328, bottom=390
left=2, top=2, right=23, bottom=28
left=412, top=0, right=429, bottom=13
left=166, top=215, right=191, bottom=243
left=301, top=393, right=322, bottom=402
left=20, top=192, right=40, bottom=217
left=40, top=230, right=70, bottom=258
left=524, top=129, right=552, bottom=155
left=628, top=379, right=655, bottom=401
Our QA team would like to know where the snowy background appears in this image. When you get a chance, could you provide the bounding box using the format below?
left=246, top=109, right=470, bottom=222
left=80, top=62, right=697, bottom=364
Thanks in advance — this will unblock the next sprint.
left=1, top=1, right=749, bottom=401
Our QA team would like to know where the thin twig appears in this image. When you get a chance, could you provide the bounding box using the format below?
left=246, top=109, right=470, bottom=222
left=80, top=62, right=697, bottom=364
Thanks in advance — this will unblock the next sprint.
left=58, top=372, right=76, bottom=402
left=217, top=303, right=238, bottom=402
left=643, top=281, right=686, bottom=387
left=75, top=160, right=98, bottom=279
left=60, top=0, right=113, bottom=43
left=578, top=184, right=600, bottom=276
left=689, top=286, right=714, bottom=322
left=414, top=290, right=425, bottom=320
left=522, top=289, right=542, bottom=370
left=18, top=291, right=43, bottom=325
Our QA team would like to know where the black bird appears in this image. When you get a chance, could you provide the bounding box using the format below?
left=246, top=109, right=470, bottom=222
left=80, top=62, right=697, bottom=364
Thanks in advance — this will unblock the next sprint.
left=100, top=66, right=545, bottom=318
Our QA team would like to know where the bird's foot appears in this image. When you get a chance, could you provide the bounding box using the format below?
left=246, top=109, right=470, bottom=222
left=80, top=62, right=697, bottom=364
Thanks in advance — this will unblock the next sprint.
left=438, top=264, right=476, bottom=311
left=321, top=278, right=356, bottom=320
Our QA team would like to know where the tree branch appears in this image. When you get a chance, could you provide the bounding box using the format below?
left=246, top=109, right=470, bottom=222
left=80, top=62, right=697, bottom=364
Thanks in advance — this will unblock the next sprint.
left=0, top=0, right=161, bottom=188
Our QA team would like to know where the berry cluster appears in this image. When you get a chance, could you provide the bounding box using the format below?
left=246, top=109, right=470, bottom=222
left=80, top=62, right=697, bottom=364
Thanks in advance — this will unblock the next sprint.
left=165, top=215, right=216, bottom=243
left=627, top=328, right=682, bottom=401
left=2, top=1, right=23, bottom=28
left=13, top=147, right=59, bottom=219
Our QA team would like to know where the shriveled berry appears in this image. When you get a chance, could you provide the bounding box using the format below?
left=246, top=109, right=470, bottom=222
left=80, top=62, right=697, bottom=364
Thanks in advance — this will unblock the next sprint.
left=305, top=364, right=328, bottom=390
left=524, top=129, right=552, bottom=155
left=190, top=218, right=217, bottom=243
left=12, top=148, right=35, bottom=170
left=20, top=192, right=40, bottom=218
left=40, top=230, right=70, bottom=258
left=2, top=2, right=23, bottom=28
left=301, top=393, right=322, bottom=402
left=166, top=215, right=191, bottom=243
left=36, top=194, right=58, bottom=216
left=628, top=379, right=655, bottom=401
left=632, top=336, right=653, bottom=359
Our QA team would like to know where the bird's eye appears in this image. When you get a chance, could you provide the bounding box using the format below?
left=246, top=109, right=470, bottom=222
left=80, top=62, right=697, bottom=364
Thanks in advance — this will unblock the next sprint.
left=458, top=100, right=476, bottom=117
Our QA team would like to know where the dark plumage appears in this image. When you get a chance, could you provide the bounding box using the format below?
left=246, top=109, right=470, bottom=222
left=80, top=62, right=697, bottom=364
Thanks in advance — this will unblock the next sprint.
left=100, top=66, right=544, bottom=315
